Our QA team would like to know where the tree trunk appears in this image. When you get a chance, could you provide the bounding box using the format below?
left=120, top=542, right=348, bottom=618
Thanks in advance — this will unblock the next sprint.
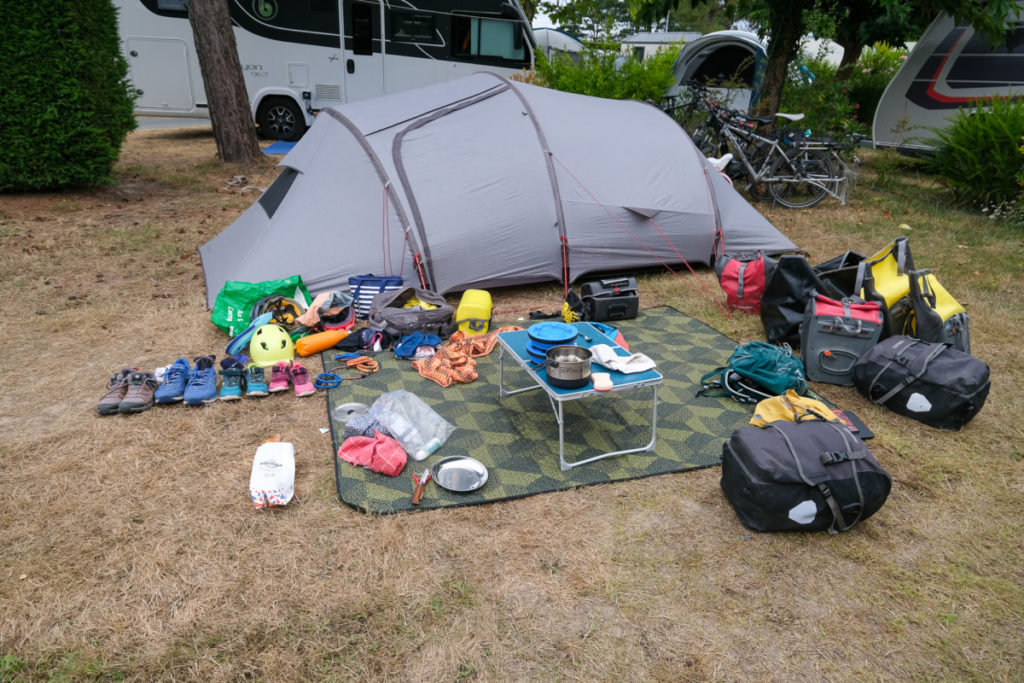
left=188, top=0, right=262, bottom=165
left=834, top=36, right=864, bottom=82
left=754, top=3, right=810, bottom=119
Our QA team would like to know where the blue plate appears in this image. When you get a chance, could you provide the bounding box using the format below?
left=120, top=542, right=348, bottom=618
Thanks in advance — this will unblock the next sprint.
left=527, top=322, right=578, bottom=345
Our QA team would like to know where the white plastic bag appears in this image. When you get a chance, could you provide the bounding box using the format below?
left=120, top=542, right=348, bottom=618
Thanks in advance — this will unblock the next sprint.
left=368, top=390, right=455, bottom=460
left=249, top=441, right=295, bottom=509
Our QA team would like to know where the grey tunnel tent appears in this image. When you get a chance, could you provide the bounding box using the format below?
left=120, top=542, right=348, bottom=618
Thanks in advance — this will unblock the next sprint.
left=200, top=73, right=797, bottom=308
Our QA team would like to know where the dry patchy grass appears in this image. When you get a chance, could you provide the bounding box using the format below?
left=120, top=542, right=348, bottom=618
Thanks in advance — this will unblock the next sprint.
left=0, top=130, right=1022, bottom=681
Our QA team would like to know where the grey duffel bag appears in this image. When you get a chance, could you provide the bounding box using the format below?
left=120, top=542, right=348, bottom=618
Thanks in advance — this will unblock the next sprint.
left=367, top=286, right=456, bottom=338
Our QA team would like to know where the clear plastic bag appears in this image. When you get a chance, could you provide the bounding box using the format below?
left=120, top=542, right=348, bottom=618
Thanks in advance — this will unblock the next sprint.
left=368, top=390, right=455, bottom=460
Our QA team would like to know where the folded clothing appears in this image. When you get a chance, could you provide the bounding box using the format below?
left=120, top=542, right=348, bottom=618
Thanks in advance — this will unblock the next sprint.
left=588, top=344, right=656, bottom=374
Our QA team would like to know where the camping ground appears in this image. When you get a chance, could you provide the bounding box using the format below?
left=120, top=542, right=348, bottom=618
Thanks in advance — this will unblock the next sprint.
left=0, top=125, right=1022, bottom=680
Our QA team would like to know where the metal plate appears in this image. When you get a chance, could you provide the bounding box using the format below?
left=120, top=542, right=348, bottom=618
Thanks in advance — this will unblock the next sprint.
left=430, top=455, right=489, bottom=493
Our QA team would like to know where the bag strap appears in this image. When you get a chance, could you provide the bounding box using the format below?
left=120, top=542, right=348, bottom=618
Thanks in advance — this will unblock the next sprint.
left=767, top=423, right=864, bottom=534
left=853, top=260, right=868, bottom=297
left=868, top=338, right=949, bottom=405
left=736, top=261, right=747, bottom=299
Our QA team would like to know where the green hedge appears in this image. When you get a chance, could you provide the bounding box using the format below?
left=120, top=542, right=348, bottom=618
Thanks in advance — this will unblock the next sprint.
left=926, top=97, right=1024, bottom=210
left=0, top=0, right=136, bottom=191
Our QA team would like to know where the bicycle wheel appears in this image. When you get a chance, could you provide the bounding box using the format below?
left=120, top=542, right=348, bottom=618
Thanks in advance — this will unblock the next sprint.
left=768, top=148, right=834, bottom=209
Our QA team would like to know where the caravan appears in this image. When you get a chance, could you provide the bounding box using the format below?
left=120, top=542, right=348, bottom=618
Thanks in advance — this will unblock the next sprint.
left=873, top=2, right=1024, bottom=150
left=116, top=0, right=536, bottom=140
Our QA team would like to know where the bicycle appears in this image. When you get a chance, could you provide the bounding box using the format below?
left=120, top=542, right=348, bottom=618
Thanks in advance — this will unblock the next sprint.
left=676, top=82, right=859, bottom=209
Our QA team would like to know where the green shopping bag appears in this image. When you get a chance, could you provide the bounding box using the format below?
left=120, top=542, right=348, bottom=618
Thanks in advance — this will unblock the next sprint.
left=210, top=276, right=311, bottom=337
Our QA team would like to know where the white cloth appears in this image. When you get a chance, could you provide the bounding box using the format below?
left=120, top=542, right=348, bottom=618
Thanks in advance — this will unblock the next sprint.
left=588, top=344, right=657, bottom=374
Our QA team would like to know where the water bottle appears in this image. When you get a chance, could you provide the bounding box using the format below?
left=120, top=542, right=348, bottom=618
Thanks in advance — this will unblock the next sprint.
left=413, top=437, right=441, bottom=461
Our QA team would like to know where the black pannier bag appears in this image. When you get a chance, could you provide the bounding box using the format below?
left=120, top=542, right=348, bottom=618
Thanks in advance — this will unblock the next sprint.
left=721, top=420, right=892, bottom=533
left=852, top=336, right=990, bottom=430
left=761, top=255, right=850, bottom=347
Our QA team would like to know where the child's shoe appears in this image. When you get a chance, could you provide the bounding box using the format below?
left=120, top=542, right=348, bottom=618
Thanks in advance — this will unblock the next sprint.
left=97, top=368, right=135, bottom=415
left=245, top=365, right=269, bottom=397
left=219, top=357, right=246, bottom=401
left=289, top=361, right=316, bottom=397
left=183, top=355, right=218, bottom=405
left=154, top=358, right=191, bottom=404
left=119, top=372, right=159, bottom=414
left=268, top=361, right=291, bottom=393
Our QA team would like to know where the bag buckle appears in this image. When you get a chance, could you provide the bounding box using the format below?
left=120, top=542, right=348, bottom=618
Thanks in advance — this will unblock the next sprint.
left=820, top=450, right=850, bottom=465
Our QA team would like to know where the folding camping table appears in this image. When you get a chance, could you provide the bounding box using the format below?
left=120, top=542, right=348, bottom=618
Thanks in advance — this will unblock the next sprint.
left=496, top=322, right=663, bottom=471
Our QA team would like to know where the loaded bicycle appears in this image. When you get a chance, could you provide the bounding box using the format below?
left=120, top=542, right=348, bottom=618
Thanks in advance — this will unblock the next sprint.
left=672, top=82, right=860, bottom=209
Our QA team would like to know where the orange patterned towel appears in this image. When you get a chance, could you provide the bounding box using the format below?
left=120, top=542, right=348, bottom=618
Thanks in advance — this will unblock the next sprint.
left=412, top=326, right=522, bottom=386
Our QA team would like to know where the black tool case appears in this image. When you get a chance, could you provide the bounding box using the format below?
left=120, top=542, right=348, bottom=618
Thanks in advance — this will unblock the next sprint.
left=580, top=277, right=639, bottom=322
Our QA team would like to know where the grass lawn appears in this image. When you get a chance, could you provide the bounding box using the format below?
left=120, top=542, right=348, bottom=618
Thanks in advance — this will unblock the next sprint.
left=0, top=126, right=1021, bottom=681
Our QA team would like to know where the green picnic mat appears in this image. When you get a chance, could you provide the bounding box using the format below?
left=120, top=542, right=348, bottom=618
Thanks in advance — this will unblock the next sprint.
left=325, top=306, right=752, bottom=513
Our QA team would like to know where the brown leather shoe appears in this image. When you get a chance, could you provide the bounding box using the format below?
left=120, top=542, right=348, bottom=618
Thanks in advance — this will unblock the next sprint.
left=97, top=368, right=135, bottom=415
left=118, top=371, right=158, bottom=414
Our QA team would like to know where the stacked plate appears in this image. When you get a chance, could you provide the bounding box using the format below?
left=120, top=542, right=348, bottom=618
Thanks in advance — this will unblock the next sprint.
left=526, top=321, right=578, bottom=361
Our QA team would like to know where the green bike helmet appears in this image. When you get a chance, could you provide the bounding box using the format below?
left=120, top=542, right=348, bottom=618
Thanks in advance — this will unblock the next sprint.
left=249, top=324, right=295, bottom=367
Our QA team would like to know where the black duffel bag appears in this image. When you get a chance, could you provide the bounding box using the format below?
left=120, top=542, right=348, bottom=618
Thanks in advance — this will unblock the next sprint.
left=852, top=336, right=990, bottom=430
left=760, top=254, right=853, bottom=347
left=721, top=420, right=892, bottom=533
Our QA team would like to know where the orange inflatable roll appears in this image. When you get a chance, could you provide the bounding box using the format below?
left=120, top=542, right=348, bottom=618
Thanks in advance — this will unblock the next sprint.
left=295, top=329, right=349, bottom=356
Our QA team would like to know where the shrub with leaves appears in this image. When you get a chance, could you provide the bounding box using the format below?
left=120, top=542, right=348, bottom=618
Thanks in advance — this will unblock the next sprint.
left=0, top=0, right=136, bottom=192
left=925, top=98, right=1024, bottom=211
left=845, top=43, right=908, bottom=128
left=780, top=57, right=865, bottom=140
left=532, top=47, right=679, bottom=103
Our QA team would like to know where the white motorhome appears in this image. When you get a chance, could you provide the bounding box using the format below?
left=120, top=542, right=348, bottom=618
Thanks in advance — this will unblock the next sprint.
left=117, top=0, right=536, bottom=139
left=873, top=3, right=1024, bottom=151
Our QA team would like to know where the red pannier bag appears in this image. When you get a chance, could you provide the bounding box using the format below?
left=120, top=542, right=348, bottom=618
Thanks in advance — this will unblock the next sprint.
left=716, top=253, right=775, bottom=313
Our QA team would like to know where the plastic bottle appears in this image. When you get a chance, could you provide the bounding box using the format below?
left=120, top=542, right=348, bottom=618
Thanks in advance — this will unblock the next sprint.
left=413, top=437, right=442, bottom=461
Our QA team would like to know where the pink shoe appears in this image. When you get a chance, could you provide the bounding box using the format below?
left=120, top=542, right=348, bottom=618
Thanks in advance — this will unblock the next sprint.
left=268, top=361, right=291, bottom=393
left=289, top=361, right=316, bottom=397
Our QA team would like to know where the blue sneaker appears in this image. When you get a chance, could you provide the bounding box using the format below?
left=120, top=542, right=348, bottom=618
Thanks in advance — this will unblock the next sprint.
left=183, top=355, right=218, bottom=406
left=218, top=357, right=246, bottom=401
left=245, top=365, right=269, bottom=397
left=154, top=358, right=191, bottom=404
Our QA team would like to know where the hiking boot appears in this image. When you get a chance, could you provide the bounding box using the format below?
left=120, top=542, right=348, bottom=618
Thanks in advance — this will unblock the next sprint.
left=289, top=361, right=316, bottom=397
left=97, top=368, right=135, bottom=415
left=268, top=361, right=291, bottom=393
left=219, top=357, right=246, bottom=401
left=245, top=365, right=269, bottom=397
left=183, top=355, right=218, bottom=406
left=119, top=371, right=159, bottom=414
left=154, top=358, right=191, bottom=404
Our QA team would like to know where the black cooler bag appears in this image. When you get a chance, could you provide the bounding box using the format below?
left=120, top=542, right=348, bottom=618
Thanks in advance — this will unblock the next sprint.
left=721, top=421, right=892, bottom=533
left=852, top=335, right=990, bottom=430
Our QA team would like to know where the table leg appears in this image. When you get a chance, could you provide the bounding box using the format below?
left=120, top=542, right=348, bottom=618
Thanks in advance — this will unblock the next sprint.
left=558, top=384, right=659, bottom=471
left=498, top=345, right=543, bottom=399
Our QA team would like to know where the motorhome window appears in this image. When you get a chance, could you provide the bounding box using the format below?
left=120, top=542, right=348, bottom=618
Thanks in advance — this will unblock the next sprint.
left=452, top=17, right=526, bottom=62
left=391, top=12, right=436, bottom=42
left=352, top=3, right=374, bottom=55
left=156, top=0, right=187, bottom=10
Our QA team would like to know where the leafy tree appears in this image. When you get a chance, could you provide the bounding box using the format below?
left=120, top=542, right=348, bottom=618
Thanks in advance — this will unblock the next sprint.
left=631, top=0, right=732, bottom=33
left=187, top=0, right=262, bottom=164
left=540, top=0, right=640, bottom=43
left=1, top=0, right=135, bottom=191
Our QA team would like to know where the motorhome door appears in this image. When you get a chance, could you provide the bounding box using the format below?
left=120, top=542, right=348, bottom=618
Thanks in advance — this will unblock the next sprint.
left=343, top=0, right=384, bottom=102
left=124, top=37, right=195, bottom=111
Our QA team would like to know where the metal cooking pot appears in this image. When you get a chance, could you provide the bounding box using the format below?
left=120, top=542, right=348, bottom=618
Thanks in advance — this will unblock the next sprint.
left=539, top=345, right=592, bottom=389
